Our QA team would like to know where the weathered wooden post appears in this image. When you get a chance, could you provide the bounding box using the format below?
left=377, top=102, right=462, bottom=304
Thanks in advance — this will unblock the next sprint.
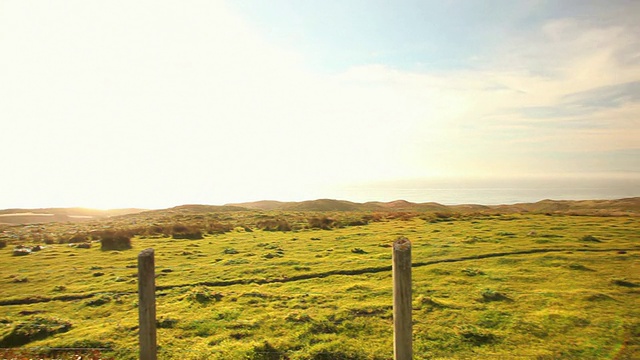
left=138, top=248, right=157, bottom=360
left=393, top=237, right=412, bottom=360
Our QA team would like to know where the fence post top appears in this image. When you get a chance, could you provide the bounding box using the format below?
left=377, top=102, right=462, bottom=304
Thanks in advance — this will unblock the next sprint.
left=139, top=248, right=154, bottom=258
left=393, top=237, right=411, bottom=251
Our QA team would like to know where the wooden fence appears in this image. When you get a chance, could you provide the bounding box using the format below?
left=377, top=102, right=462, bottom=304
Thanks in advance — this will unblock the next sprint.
left=137, top=236, right=413, bottom=360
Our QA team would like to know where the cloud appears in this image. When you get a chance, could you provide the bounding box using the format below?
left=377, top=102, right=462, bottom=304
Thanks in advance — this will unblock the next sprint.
left=1, top=1, right=639, bottom=207
left=517, top=81, right=640, bottom=119
left=563, top=81, right=640, bottom=109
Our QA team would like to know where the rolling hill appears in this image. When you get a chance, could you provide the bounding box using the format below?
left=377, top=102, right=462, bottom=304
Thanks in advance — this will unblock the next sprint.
left=1, top=197, right=638, bottom=225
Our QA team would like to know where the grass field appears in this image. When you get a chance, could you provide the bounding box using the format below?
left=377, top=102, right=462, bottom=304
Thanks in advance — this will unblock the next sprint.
left=1, top=211, right=639, bottom=359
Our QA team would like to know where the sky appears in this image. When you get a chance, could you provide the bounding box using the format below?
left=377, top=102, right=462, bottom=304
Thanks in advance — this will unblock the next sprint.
left=1, top=0, right=639, bottom=209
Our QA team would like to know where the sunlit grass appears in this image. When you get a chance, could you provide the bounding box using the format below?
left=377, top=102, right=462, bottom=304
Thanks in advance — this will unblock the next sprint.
left=1, top=213, right=639, bottom=359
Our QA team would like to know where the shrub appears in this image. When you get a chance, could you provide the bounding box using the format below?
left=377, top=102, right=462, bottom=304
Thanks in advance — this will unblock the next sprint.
left=0, top=239, right=6, bottom=249
left=207, top=222, right=233, bottom=235
left=99, top=231, right=132, bottom=251
left=346, top=219, right=368, bottom=226
left=257, top=219, right=292, bottom=232
left=144, top=225, right=165, bottom=236
left=0, top=317, right=71, bottom=347
left=68, top=233, right=89, bottom=243
left=12, top=248, right=31, bottom=256
left=171, top=224, right=204, bottom=239
left=308, top=216, right=336, bottom=230
left=362, top=214, right=382, bottom=222
left=386, top=212, right=417, bottom=221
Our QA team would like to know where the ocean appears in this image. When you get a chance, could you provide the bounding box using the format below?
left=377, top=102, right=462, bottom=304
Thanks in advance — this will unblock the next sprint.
left=327, top=176, right=640, bottom=205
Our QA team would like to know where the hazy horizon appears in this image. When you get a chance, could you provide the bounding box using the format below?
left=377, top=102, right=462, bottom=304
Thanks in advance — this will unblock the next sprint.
left=1, top=174, right=638, bottom=211
left=2, top=1, right=639, bottom=210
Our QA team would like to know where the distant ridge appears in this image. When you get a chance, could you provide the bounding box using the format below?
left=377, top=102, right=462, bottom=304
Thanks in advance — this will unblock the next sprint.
left=227, top=197, right=640, bottom=214
left=169, top=204, right=249, bottom=212
left=1, top=197, right=638, bottom=224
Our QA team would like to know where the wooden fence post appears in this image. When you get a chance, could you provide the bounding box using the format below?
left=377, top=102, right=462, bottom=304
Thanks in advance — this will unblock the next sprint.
left=393, top=237, right=412, bottom=360
left=138, top=248, right=157, bottom=360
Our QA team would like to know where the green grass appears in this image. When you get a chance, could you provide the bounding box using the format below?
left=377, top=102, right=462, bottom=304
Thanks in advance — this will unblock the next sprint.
left=0, top=213, right=639, bottom=359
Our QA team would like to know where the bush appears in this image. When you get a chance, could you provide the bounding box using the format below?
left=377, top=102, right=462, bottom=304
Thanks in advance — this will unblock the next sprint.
left=346, top=219, right=368, bottom=226
left=99, top=231, right=132, bottom=251
left=0, top=317, right=71, bottom=347
left=257, top=219, right=292, bottom=232
left=13, top=248, right=31, bottom=256
left=207, top=222, right=233, bottom=235
left=308, top=216, right=336, bottom=230
left=171, top=224, right=204, bottom=239
left=143, top=225, right=165, bottom=236
left=68, top=233, right=89, bottom=243
left=0, top=239, right=6, bottom=249
left=386, top=212, right=417, bottom=221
